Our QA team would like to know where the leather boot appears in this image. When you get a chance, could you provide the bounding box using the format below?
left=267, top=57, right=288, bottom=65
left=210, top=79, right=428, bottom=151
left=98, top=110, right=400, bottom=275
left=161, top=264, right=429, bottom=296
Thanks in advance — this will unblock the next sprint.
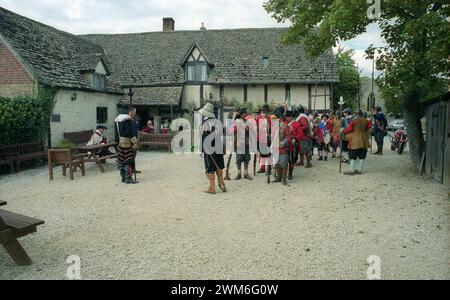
left=235, top=164, right=242, bottom=180
left=205, top=173, right=216, bottom=194
left=306, top=159, right=313, bottom=168
left=288, top=167, right=294, bottom=180
left=244, top=163, right=253, bottom=181
left=266, top=165, right=272, bottom=184
left=125, top=165, right=138, bottom=184
left=282, top=169, right=288, bottom=186
left=120, top=165, right=126, bottom=183
left=216, top=169, right=227, bottom=192
left=273, top=168, right=282, bottom=183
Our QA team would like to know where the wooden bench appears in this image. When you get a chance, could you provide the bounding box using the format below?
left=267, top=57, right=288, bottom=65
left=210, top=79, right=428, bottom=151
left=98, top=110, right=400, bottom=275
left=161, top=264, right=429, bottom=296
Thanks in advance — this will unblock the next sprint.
left=0, top=141, right=47, bottom=172
left=0, top=209, right=44, bottom=266
left=138, top=132, right=173, bottom=152
left=64, top=130, right=94, bottom=146
left=0, top=154, right=15, bottom=174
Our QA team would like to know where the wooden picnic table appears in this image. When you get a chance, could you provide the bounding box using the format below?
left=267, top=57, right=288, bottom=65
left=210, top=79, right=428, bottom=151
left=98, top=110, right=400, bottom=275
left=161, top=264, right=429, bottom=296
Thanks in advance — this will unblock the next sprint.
left=0, top=208, right=44, bottom=265
left=0, top=200, right=6, bottom=206
left=76, top=142, right=117, bottom=173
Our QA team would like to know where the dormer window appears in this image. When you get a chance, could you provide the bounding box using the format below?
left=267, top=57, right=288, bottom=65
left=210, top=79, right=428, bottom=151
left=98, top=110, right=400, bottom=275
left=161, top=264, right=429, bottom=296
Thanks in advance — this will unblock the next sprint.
left=186, top=63, right=207, bottom=82
left=93, top=73, right=106, bottom=90
left=82, top=60, right=109, bottom=91
left=183, top=45, right=209, bottom=83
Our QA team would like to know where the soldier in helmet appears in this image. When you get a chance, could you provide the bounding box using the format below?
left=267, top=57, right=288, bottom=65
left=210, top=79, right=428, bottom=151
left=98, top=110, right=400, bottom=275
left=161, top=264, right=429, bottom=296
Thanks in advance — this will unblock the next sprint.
left=199, top=103, right=227, bottom=195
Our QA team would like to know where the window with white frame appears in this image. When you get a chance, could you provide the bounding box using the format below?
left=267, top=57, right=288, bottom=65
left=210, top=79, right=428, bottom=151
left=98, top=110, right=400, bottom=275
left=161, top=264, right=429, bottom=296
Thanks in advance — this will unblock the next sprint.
left=185, top=47, right=208, bottom=83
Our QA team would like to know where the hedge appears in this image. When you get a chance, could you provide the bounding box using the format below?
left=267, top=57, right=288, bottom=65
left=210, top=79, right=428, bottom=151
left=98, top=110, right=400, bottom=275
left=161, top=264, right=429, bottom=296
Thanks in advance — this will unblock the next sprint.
left=0, top=85, right=56, bottom=145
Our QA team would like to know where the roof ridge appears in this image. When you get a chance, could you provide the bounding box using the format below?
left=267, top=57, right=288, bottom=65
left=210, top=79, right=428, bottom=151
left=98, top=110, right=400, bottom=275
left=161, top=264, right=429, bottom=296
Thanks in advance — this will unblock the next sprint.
left=0, top=6, right=103, bottom=50
left=79, top=27, right=290, bottom=37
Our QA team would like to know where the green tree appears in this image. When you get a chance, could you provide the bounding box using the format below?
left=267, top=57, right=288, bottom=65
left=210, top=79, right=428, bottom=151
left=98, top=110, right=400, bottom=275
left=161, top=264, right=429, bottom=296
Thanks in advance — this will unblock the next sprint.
left=265, top=0, right=449, bottom=171
left=334, top=47, right=360, bottom=109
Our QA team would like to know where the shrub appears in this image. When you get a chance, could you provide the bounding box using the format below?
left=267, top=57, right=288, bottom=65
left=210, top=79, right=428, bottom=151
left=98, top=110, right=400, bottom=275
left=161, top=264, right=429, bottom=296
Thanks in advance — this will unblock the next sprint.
left=57, top=139, right=75, bottom=149
left=0, top=85, right=56, bottom=145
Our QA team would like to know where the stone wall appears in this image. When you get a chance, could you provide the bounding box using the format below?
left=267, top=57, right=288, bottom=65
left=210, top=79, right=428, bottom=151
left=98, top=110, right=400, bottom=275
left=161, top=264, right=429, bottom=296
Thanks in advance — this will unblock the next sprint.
left=50, top=89, right=122, bottom=147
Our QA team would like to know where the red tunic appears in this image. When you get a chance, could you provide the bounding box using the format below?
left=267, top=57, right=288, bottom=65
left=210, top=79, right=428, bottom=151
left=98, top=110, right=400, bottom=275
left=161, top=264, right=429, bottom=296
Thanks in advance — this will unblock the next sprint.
left=298, top=116, right=313, bottom=141
left=279, top=120, right=293, bottom=155
left=315, top=126, right=324, bottom=144
left=289, top=120, right=303, bottom=153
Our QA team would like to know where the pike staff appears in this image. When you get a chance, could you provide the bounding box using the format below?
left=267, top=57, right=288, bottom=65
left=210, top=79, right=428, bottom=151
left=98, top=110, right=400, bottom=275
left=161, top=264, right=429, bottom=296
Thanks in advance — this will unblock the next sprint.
left=128, top=87, right=137, bottom=182
left=338, top=97, right=345, bottom=174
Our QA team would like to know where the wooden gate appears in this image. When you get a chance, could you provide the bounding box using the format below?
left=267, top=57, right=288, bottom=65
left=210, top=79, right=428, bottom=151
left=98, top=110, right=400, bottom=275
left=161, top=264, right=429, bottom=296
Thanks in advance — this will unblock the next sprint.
left=425, top=101, right=447, bottom=184
left=444, top=101, right=450, bottom=190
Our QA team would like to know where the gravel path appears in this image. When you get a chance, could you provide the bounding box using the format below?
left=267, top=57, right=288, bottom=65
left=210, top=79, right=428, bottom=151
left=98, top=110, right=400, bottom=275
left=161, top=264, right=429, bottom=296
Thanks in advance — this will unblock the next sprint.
left=0, top=142, right=449, bottom=280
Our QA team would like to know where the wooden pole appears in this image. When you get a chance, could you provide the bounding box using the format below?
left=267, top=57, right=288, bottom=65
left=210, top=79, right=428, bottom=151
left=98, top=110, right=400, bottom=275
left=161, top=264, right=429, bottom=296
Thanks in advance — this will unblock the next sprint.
left=128, top=87, right=137, bottom=182
left=338, top=97, right=345, bottom=173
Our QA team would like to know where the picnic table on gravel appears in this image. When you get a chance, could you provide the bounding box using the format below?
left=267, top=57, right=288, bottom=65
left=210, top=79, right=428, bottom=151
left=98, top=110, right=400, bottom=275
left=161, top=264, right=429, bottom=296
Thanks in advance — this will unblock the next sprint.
left=76, top=142, right=118, bottom=173
left=0, top=208, right=44, bottom=266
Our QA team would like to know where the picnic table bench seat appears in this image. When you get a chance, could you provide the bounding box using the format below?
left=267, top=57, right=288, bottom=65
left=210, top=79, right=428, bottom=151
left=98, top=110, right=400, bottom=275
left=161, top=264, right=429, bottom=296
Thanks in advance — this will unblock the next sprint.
left=138, top=132, right=173, bottom=152
left=0, top=209, right=44, bottom=266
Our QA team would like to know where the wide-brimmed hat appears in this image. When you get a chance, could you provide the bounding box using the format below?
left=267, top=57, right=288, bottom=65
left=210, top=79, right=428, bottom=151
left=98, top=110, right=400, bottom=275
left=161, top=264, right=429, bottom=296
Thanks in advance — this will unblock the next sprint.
left=199, top=103, right=216, bottom=119
left=343, top=108, right=352, bottom=114
left=96, top=125, right=107, bottom=130
left=262, top=104, right=270, bottom=112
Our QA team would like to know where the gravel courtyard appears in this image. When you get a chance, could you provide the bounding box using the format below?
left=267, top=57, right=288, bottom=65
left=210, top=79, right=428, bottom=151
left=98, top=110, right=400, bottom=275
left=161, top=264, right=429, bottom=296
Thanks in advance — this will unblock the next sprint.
left=0, top=143, right=449, bottom=280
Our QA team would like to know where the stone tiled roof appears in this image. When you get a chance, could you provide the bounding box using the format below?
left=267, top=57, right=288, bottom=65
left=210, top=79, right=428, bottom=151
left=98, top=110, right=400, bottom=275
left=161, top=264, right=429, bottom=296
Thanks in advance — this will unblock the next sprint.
left=81, top=28, right=339, bottom=86
left=0, top=6, right=339, bottom=99
left=0, top=7, right=122, bottom=94
left=121, top=86, right=183, bottom=106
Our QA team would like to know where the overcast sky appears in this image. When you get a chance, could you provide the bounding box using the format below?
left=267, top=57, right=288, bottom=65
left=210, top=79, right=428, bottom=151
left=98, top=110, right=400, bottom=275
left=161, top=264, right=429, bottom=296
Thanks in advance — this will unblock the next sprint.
left=0, top=0, right=384, bottom=76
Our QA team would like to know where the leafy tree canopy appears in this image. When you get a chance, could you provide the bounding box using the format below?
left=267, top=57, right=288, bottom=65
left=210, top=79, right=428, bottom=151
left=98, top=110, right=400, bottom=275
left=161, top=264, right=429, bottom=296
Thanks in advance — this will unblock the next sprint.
left=264, top=0, right=449, bottom=170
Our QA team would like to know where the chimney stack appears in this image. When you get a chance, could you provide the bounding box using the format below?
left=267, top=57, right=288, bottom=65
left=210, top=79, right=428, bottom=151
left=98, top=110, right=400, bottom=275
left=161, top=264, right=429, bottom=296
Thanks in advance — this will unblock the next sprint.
left=200, top=22, right=206, bottom=31
left=163, top=17, right=175, bottom=32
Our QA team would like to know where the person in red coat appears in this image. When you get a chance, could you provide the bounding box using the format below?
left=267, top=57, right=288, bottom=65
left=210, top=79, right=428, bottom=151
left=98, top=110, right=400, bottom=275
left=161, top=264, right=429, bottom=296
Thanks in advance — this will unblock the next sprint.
left=316, top=114, right=332, bottom=161
left=297, top=106, right=314, bottom=168
left=256, top=104, right=272, bottom=174
left=287, top=112, right=303, bottom=180
left=273, top=111, right=294, bottom=185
